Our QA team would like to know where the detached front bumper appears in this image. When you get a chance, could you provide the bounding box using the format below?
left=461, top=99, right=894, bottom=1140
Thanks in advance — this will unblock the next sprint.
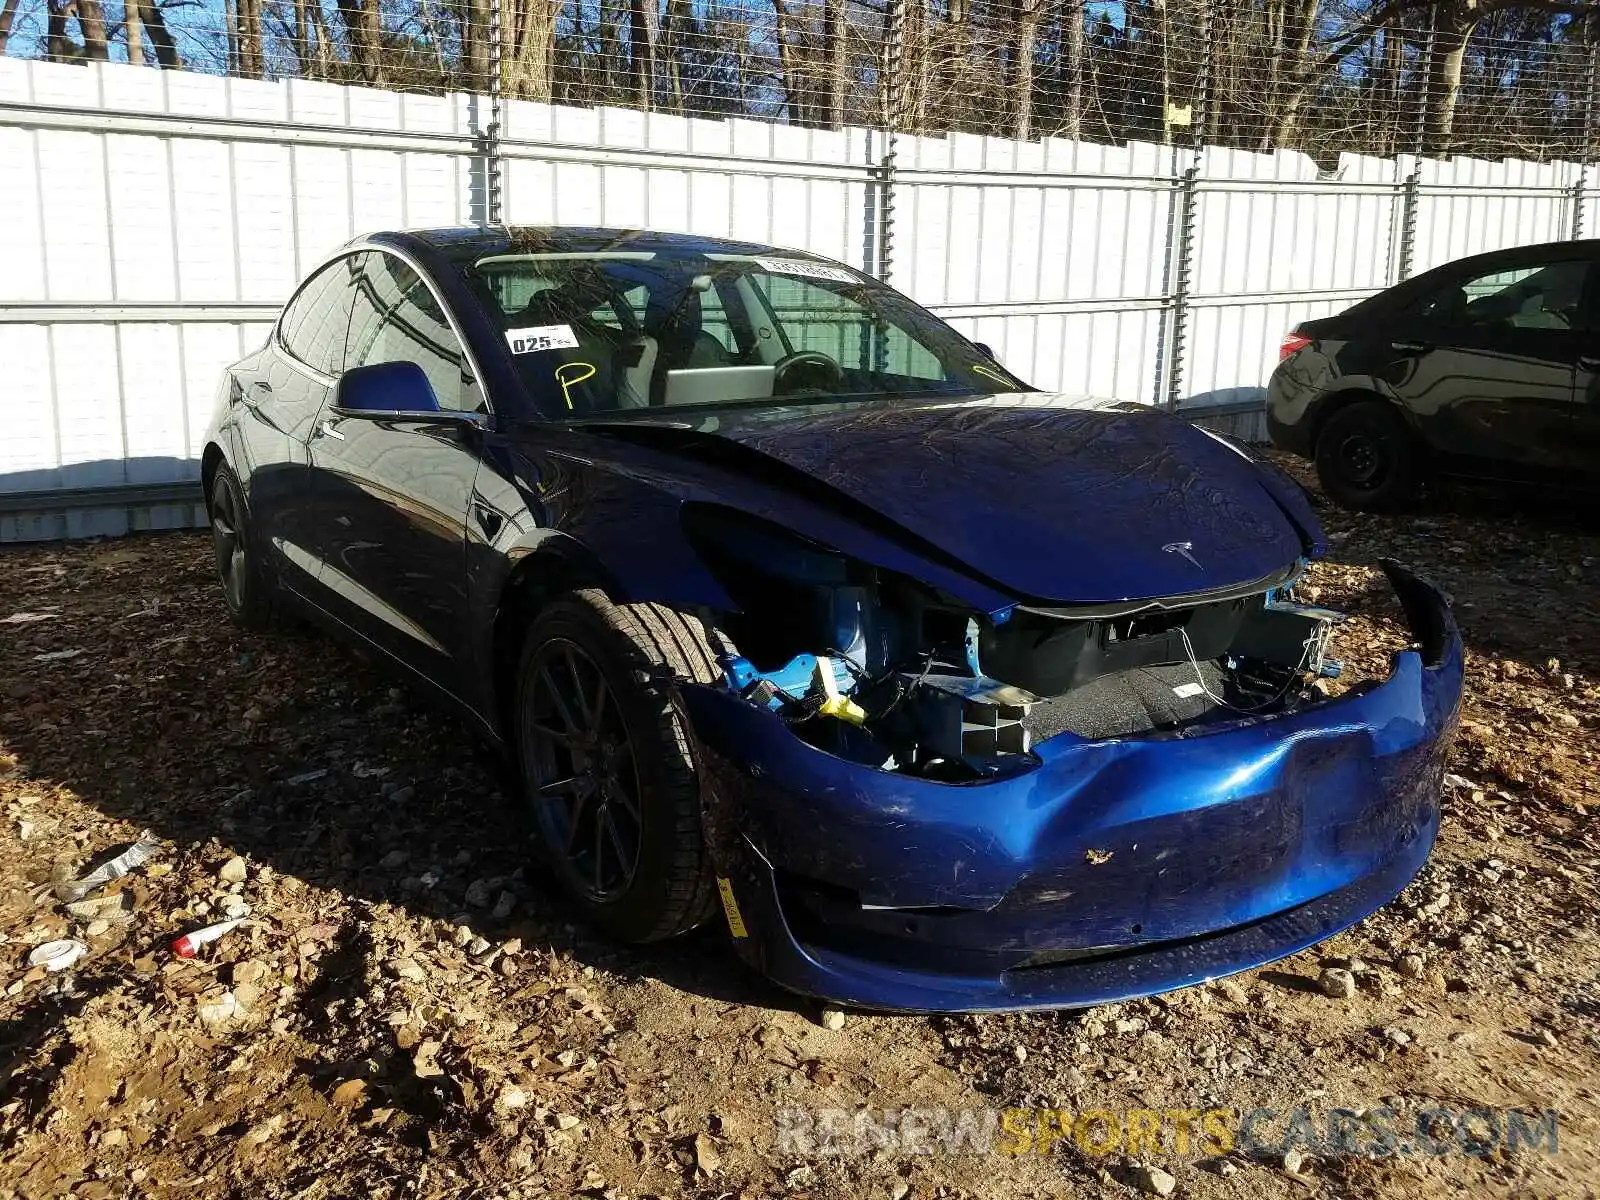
left=680, top=562, right=1463, bottom=1014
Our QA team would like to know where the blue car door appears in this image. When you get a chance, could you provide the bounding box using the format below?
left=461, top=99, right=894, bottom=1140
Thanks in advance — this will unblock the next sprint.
left=304, top=248, right=487, bottom=702
left=233, top=253, right=361, bottom=596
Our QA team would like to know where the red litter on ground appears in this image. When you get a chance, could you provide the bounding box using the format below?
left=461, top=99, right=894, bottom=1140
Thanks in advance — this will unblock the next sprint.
left=171, top=917, right=244, bottom=958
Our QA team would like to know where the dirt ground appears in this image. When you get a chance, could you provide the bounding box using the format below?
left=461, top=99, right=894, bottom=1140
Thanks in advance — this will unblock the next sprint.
left=1, top=461, right=1598, bottom=1200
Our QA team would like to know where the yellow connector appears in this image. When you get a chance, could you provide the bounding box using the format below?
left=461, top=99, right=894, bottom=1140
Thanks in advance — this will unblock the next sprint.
left=813, top=656, right=867, bottom=726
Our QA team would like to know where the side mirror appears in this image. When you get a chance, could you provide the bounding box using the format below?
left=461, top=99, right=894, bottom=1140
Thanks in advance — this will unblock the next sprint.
left=973, top=342, right=997, bottom=361
left=335, top=360, right=440, bottom=414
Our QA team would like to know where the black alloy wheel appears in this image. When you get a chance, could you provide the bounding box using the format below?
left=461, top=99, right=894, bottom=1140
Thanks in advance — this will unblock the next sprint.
left=208, top=468, right=275, bottom=629
left=521, top=637, right=643, bottom=903
left=513, top=590, right=726, bottom=942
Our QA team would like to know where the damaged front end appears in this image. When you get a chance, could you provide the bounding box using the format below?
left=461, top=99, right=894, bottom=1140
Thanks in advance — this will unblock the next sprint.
left=684, top=504, right=1356, bottom=783
left=677, top=506, right=1463, bottom=1013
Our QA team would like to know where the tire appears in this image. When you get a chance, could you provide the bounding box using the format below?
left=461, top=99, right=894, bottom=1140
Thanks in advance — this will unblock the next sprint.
left=513, top=589, right=724, bottom=943
left=1313, top=400, right=1419, bottom=512
left=207, top=466, right=278, bottom=630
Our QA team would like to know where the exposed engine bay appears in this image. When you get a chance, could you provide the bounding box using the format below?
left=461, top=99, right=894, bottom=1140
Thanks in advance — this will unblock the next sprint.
left=687, top=506, right=1348, bottom=782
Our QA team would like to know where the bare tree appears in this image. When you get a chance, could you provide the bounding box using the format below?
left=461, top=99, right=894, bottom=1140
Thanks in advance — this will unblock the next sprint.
left=338, top=0, right=383, bottom=83
left=43, top=0, right=111, bottom=59
left=1423, top=3, right=1479, bottom=149
left=143, top=0, right=179, bottom=65
left=8, top=0, right=1599, bottom=163
left=235, top=0, right=264, bottom=77
left=1007, top=0, right=1048, bottom=139
left=124, top=0, right=142, bottom=63
left=505, top=0, right=555, bottom=101
left=463, top=0, right=492, bottom=88
left=631, top=0, right=653, bottom=108
left=46, top=0, right=76, bottom=60
left=772, top=0, right=802, bottom=121
left=1261, top=0, right=1320, bottom=147
left=1058, top=0, right=1085, bottom=138
left=78, top=0, right=111, bottom=58
left=825, top=0, right=848, bottom=126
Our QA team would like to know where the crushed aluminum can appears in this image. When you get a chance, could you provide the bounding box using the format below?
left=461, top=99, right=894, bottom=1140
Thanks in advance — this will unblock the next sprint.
left=55, top=835, right=161, bottom=904
left=28, top=939, right=89, bottom=972
left=171, top=917, right=245, bottom=959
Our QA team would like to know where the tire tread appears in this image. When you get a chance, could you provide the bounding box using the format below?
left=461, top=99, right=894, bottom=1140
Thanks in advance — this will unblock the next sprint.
left=524, top=590, right=725, bottom=941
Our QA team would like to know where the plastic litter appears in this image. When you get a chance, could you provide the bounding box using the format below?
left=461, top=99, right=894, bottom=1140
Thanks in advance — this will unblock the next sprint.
left=171, top=917, right=245, bottom=958
left=1, top=611, right=57, bottom=625
left=64, top=893, right=131, bottom=923
left=196, top=990, right=238, bottom=1025
left=28, top=939, right=88, bottom=972
left=55, top=835, right=161, bottom=903
left=284, top=769, right=328, bottom=786
left=33, top=648, right=85, bottom=662
left=219, top=895, right=252, bottom=920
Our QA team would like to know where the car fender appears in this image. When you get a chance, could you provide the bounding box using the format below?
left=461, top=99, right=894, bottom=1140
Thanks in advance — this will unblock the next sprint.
left=1306, top=377, right=1427, bottom=447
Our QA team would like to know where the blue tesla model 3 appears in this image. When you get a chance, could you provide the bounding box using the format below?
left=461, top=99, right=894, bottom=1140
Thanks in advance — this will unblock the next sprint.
left=203, top=226, right=1463, bottom=1012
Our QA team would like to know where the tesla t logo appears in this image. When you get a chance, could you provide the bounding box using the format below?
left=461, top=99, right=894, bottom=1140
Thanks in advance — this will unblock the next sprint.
left=1162, top=541, right=1202, bottom=569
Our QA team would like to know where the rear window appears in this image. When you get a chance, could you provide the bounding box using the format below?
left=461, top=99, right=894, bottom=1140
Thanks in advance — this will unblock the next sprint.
left=279, top=256, right=357, bottom=374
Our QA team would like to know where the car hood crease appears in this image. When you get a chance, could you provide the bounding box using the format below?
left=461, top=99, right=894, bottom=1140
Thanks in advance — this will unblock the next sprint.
left=592, top=397, right=1311, bottom=605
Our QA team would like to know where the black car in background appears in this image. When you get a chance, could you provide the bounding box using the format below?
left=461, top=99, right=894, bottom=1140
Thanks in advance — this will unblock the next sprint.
left=1268, top=239, right=1600, bottom=509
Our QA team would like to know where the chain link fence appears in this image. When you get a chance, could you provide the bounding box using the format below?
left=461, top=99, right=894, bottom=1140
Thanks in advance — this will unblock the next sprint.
left=3, top=0, right=1597, bottom=158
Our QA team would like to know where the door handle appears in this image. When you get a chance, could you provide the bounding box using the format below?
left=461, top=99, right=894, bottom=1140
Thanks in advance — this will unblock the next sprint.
left=1390, top=340, right=1431, bottom=354
left=318, top=418, right=346, bottom=441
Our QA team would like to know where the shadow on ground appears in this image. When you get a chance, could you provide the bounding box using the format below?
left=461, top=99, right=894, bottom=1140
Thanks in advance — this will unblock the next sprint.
left=0, top=530, right=800, bottom=1045
left=2, top=465, right=1597, bottom=1101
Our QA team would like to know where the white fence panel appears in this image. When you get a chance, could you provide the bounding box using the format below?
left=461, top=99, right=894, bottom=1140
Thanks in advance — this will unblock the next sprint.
left=0, top=55, right=1591, bottom=539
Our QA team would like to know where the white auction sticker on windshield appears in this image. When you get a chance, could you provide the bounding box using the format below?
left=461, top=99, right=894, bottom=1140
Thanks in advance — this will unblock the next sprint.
left=505, top=324, right=580, bottom=354
left=754, top=257, right=858, bottom=284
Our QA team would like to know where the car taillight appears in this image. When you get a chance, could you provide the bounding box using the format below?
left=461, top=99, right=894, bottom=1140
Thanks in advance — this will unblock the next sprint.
left=1279, top=331, right=1312, bottom=361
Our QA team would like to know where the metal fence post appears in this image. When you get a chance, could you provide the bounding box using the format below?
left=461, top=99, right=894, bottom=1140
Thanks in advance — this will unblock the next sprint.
left=1572, top=39, right=1596, bottom=239
left=1161, top=166, right=1200, bottom=410
left=484, top=0, right=504, bottom=227
left=874, top=0, right=905, bottom=282
left=1394, top=8, right=1435, bottom=281
left=1157, top=0, right=1213, bottom=411
left=1395, top=164, right=1420, bottom=281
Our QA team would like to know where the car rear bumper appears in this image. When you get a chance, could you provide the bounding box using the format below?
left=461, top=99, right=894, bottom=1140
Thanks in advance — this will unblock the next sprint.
left=680, top=561, right=1462, bottom=1013
left=1266, top=355, right=1323, bottom=457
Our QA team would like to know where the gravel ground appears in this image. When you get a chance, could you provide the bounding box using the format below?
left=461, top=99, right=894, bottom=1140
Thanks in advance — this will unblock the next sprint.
left=1, top=463, right=1598, bottom=1200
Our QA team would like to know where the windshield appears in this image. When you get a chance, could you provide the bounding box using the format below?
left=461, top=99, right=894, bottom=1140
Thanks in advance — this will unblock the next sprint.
left=461, top=249, right=1028, bottom=417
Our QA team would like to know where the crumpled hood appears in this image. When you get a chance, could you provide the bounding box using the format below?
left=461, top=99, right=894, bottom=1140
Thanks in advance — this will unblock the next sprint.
left=588, top=395, right=1319, bottom=605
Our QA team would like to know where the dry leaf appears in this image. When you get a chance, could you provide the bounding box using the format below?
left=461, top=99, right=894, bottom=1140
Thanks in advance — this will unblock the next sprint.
left=693, top=1132, right=722, bottom=1175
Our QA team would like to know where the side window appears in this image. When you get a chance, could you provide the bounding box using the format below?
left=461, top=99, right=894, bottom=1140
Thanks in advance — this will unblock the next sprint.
left=1417, top=259, right=1591, bottom=334
left=346, top=251, right=483, bottom=412
left=753, top=275, right=946, bottom=380
left=754, top=275, right=860, bottom=366
left=279, top=256, right=359, bottom=374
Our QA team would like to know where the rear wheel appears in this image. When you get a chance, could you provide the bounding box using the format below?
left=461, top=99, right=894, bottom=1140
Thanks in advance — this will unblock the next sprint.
left=513, top=590, right=724, bottom=942
left=208, top=467, right=277, bottom=629
left=1314, top=400, right=1419, bottom=511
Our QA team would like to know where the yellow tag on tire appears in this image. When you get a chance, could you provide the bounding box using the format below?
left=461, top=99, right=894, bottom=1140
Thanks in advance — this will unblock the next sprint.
left=717, top=877, right=749, bottom=938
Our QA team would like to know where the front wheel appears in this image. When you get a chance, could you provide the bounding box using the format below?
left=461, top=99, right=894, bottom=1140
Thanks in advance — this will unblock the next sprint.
left=513, top=590, right=725, bottom=943
left=1313, top=400, right=1420, bottom=511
